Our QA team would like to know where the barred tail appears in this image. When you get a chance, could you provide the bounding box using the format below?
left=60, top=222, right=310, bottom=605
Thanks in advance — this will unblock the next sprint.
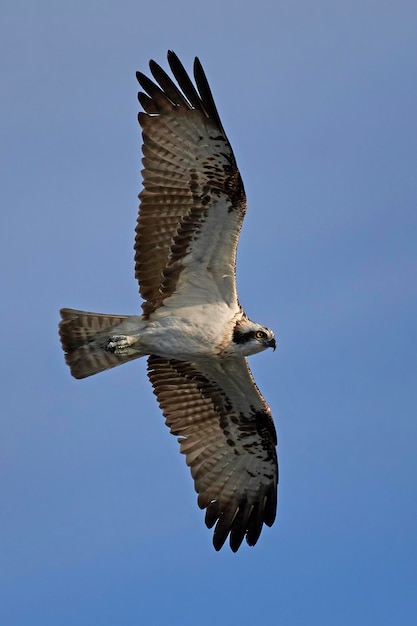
left=59, top=308, right=143, bottom=379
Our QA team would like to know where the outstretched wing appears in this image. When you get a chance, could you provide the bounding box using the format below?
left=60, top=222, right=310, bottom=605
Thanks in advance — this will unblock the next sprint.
left=147, top=355, right=278, bottom=552
left=136, top=51, right=246, bottom=317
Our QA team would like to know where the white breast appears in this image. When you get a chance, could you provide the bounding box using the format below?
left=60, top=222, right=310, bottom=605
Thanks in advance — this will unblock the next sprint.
left=142, top=301, right=237, bottom=360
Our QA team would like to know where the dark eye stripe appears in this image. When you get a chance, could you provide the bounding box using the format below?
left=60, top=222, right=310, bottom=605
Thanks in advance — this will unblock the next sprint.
left=233, top=329, right=267, bottom=344
left=233, top=329, right=253, bottom=344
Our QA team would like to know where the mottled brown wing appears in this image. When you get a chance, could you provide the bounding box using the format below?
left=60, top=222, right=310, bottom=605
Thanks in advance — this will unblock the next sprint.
left=147, top=355, right=278, bottom=552
left=136, top=51, right=246, bottom=316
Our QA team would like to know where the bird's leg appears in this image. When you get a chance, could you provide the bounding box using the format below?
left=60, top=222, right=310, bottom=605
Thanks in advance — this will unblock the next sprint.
left=104, top=334, right=141, bottom=355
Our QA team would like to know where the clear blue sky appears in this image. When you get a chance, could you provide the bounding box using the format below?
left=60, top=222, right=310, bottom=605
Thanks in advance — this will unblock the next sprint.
left=2, top=1, right=416, bottom=624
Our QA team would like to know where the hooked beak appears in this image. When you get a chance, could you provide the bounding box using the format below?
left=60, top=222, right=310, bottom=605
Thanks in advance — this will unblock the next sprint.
left=268, top=338, right=276, bottom=351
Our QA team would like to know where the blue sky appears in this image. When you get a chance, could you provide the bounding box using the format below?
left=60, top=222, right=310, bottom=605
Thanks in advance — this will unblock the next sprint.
left=1, top=1, right=416, bottom=624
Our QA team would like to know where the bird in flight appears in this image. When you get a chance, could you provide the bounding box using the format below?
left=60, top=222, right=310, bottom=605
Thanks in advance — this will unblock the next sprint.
left=59, top=51, right=278, bottom=552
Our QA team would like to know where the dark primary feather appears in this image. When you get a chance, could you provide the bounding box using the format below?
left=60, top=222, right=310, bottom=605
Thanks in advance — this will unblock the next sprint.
left=149, top=59, right=190, bottom=108
left=166, top=51, right=207, bottom=112
left=193, top=56, right=226, bottom=134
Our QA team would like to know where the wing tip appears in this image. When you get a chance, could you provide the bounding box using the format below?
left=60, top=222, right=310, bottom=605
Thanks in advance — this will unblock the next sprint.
left=204, top=494, right=277, bottom=552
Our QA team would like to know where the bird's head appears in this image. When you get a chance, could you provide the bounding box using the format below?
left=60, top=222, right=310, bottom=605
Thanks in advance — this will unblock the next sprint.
left=231, top=318, right=276, bottom=357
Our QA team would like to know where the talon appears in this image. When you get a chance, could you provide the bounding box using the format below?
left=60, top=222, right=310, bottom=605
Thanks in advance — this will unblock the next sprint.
left=104, top=334, right=140, bottom=354
left=104, top=335, right=129, bottom=354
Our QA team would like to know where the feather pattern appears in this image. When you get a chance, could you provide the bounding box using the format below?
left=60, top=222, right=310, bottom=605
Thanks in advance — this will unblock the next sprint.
left=58, top=51, right=279, bottom=552
left=147, top=355, right=278, bottom=552
left=135, top=51, right=246, bottom=317
left=59, top=308, right=139, bottom=378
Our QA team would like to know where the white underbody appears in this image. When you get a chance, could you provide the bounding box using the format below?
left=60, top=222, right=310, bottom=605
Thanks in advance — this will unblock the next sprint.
left=109, top=299, right=242, bottom=361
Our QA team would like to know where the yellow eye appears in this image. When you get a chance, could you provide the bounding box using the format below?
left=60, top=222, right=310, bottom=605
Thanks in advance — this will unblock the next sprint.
left=256, top=330, right=266, bottom=339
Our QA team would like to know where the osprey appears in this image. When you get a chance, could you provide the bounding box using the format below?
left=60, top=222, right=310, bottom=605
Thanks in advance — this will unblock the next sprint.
left=59, top=51, right=278, bottom=552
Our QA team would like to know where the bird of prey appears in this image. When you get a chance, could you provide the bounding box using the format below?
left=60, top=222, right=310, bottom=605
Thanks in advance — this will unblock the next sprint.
left=59, top=51, right=278, bottom=552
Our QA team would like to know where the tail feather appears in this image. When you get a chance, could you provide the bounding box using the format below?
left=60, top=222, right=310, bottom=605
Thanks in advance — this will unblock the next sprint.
left=59, top=308, right=143, bottom=379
